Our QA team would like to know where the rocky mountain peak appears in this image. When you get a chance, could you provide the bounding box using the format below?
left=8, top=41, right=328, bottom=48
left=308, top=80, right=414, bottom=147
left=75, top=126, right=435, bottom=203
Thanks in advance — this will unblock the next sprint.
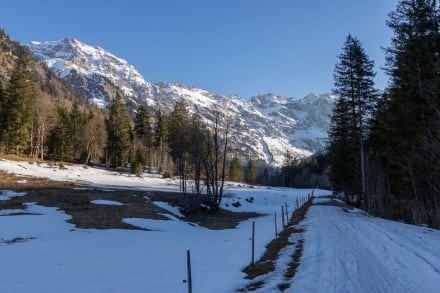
left=27, top=38, right=334, bottom=166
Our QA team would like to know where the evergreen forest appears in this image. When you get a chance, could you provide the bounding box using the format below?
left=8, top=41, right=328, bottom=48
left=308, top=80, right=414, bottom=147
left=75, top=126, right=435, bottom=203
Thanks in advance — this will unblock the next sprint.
left=327, top=0, right=440, bottom=228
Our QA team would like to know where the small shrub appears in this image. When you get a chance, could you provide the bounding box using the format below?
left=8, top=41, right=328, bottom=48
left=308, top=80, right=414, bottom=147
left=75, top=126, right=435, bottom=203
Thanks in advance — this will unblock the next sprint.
left=131, top=161, right=144, bottom=177
left=232, top=201, right=241, bottom=207
left=162, top=171, right=172, bottom=178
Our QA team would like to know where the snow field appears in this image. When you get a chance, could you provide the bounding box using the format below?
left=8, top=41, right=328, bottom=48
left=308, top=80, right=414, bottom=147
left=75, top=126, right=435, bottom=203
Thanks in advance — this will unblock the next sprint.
left=0, top=159, right=326, bottom=292
left=0, top=189, right=319, bottom=292
left=2, top=159, right=437, bottom=292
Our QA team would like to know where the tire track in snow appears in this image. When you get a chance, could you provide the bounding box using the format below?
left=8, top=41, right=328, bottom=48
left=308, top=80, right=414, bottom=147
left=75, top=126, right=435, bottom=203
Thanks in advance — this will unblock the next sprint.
left=290, top=198, right=440, bottom=293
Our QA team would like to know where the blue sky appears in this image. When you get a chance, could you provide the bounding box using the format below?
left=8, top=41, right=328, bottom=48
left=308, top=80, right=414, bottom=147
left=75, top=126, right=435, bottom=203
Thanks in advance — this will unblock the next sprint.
left=1, top=0, right=398, bottom=99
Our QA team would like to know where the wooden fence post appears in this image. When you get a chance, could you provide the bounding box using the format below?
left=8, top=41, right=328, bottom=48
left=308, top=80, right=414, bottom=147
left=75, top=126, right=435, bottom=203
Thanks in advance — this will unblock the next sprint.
left=274, top=212, right=278, bottom=238
left=251, top=221, right=255, bottom=265
left=281, top=206, right=285, bottom=228
left=187, top=250, right=192, bottom=293
left=285, top=203, right=289, bottom=223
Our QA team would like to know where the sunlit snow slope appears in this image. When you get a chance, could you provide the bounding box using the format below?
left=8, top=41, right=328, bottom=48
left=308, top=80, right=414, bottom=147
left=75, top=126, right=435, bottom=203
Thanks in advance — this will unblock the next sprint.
left=28, top=38, right=335, bottom=166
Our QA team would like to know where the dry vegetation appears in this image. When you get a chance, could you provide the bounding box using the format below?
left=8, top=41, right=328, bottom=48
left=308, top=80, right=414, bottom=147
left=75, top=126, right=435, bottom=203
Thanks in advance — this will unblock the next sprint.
left=0, top=171, right=259, bottom=230
left=238, top=197, right=314, bottom=292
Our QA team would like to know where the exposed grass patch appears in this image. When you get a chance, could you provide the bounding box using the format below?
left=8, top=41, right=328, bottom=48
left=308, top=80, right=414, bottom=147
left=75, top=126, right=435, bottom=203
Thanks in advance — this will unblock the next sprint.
left=277, top=283, right=290, bottom=291
left=241, top=198, right=313, bottom=281
left=2, top=236, right=36, bottom=244
left=283, top=239, right=304, bottom=279
left=237, top=280, right=265, bottom=292
left=0, top=173, right=261, bottom=231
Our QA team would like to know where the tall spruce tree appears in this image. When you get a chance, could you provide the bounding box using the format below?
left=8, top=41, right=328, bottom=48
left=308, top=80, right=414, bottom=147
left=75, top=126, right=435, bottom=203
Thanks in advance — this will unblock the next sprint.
left=133, top=105, right=153, bottom=166
left=229, top=157, right=242, bottom=182
left=329, top=34, right=377, bottom=208
left=153, top=109, right=170, bottom=172
left=69, top=100, right=88, bottom=160
left=47, top=105, right=73, bottom=161
left=153, top=110, right=169, bottom=147
left=245, top=159, right=257, bottom=185
left=373, top=0, right=440, bottom=226
left=134, top=105, right=152, bottom=147
left=168, top=100, right=191, bottom=193
left=0, top=80, right=5, bottom=150
left=2, top=57, right=36, bottom=154
left=106, top=93, right=131, bottom=168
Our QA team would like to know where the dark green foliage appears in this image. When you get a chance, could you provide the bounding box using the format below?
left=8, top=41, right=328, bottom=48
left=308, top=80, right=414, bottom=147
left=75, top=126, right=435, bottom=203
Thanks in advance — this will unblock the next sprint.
left=47, top=102, right=89, bottom=161
left=153, top=110, right=169, bottom=147
left=245, top=159, right=257, bottom=184
left=167, top=100, right=191, bottom=193
left=130, top=150, right=144, bottom=177
left=106, top=93, right=132, bottom=167
left=328, top=34, right=377, bottom=206
left=229, top=156, right=242, bottom=182
left=134, top=105, right=152, bottom=146
left=70, top=100, right=89, bottom=159
left=133, top=105, right=153, bottom=166
left=367, top=0, right=440, bottom=227
left=0, top=80, right=5, bottom=146
left=281, top=153, right=330, bottom=189
left=0, top=57, right=36, bottom=154
left=47, top=106, right=72, bottom=161
left=168, top=100, right=191, bottom=163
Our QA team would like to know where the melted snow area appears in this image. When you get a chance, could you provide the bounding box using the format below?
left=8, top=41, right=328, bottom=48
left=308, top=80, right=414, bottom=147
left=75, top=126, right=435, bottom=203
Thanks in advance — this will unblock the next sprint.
left=1, top=159, right=439, bottom=292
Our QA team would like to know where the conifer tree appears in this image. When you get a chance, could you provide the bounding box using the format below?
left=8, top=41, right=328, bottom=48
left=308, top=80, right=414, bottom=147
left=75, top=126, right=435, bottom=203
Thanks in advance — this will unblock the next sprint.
left=2, top=57, right=36, bottom=154
left=134, top=105, right=152, bottom=147
left=69, top=100, right=88, bottom=160
left=384, top=0, right=439, bottom=188
left=133, top=105, right=153, bottom=167
left=153, top=110, right=169, bottom=147
left=329, top=34, right=377, bottom=208
left=0, top=81, right=5, bottom=150
left=371, top=0, right=440, bottom=226
left=245, top=159, right=257, bottom=185
left=47, top=105, right=72, bottom=161
left=106, top=93, right=131, bottom=167
left=168, top=100, right=191, bottom=193
left=153, top=110, right=170, bottom=172
left=229, top=156, right=242, bottom=182
left=83, top=106, right=107, bottom=165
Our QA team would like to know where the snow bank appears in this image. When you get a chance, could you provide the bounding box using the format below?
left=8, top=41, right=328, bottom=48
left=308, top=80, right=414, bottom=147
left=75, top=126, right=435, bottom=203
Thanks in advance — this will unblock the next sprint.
left=91, top=199, right=124, bottom=206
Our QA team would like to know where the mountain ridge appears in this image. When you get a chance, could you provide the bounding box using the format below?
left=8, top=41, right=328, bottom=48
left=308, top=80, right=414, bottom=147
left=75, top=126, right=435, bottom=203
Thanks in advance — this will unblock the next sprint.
left=26, top=37, right=335, bottom=166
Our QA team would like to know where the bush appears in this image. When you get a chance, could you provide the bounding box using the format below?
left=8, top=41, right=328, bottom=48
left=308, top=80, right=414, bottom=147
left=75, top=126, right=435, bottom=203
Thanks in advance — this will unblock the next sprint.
left=131, top=161, right=144, bottom=177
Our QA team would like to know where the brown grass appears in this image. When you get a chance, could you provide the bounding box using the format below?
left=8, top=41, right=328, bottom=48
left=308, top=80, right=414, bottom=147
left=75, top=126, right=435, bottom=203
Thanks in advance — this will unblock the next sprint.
left=242, top=198, right=313, bottom=281
left=277, top=283, right=290, bottom=291
left=237, top=280, right=265, bottom=292
left=283, top=239, right=304, bottom=279
left=0, top=171, right=260, bottom=230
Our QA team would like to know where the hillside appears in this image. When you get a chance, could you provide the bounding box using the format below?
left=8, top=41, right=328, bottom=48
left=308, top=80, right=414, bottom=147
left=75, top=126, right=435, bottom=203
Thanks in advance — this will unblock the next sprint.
left=27, top=38, right=335, bottom=166
left=0, top=30, right=81, bottom=107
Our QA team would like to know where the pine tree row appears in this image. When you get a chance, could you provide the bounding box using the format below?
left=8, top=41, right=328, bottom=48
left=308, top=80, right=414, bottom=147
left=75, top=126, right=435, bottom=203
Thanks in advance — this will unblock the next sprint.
left=328, top=0, right=440, bottom=228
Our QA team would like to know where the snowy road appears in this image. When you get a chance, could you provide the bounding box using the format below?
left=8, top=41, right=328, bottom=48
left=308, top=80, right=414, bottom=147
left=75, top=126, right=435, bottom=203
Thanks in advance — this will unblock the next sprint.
left=290, top=197, right=440, bottom=293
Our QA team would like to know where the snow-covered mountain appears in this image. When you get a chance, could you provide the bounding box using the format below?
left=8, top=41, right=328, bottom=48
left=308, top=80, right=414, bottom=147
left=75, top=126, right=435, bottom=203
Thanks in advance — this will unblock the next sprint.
left=27, top=38, right=335, bottom=166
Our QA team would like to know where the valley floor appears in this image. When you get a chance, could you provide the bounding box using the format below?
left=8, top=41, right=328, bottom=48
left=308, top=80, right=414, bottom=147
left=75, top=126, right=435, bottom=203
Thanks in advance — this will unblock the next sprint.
left=1, top=159, right=439, bottom=292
